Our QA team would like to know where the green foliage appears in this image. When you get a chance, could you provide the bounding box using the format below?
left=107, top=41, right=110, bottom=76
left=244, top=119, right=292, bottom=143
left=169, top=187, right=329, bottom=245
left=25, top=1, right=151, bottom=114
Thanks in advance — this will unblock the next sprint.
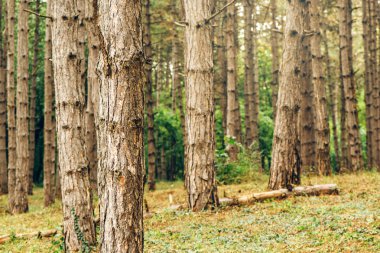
left=50, top=226, right=64, bottom=253
left=71, top=208, right=90, bottom=253
left=216, top=139, right=261, bottom=185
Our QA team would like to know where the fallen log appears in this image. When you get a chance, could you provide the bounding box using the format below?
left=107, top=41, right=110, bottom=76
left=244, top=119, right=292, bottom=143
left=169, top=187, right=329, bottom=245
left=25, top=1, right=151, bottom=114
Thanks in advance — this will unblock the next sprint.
left=0, top=229, right=57, bottom=244
left=219, top=184, right=338, bottom=206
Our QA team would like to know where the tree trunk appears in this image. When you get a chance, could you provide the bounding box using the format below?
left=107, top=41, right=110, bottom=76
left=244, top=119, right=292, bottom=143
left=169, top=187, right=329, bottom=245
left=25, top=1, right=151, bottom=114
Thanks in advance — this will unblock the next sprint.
left=309, top=0, right=331, bottom=175
left=300, top=4, right=315, bottom=173
left=339, top=0, right=362, bottom=171
left=14, top=0, right=30, bottom=214
left=145, top=0, right=156, bottom=191
left=252, top=0, right=259, bottom=146
left=270, top=0, right=279, bottom=121
left=183, top=0, right=218, bottom=212
left=85, top=0, right=99, bottom=193
left=226, top=2, right=239, bottom=160
left=43, top=0, right=55, bottom=207
left=7, top=0, right=16, bottom=212
left=52, top=0, right=96, bottom=250
left=96, top=1, right=145, bottom=251
left=244, top=0, right=254, bottom=147
left=368, top=0, right=379, bottom=169
left=269, top=0, right=304, bottom=190
left=0, top=0, right=7, bottom=195
left=323, top=30, right=340, bottom=172
left=28, top=0, right=41, bottom=195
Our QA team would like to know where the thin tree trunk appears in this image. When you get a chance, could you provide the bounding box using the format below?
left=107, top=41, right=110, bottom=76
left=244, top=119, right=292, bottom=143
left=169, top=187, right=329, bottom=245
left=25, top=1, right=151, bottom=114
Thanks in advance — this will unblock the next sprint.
left=7, top=0, right=16, bottom=212
left=226, top=2, right=239, bottom=160
left=145, top=0, right=156, bottom=191
left=14, top=0, right=30, bottom=214
left=43, top=0, right=54, bottom=207
left=28, top=0, right=40, bottom=195
left=339, top=0, right=362, bottom=172
left=96, top=1, right=145, bottom=251
left=244, top=0, right=254, bottom=147
left=300, top=4, right=316, bottom=173
left=85, top=0, right=99, bottom=193
left=183, top=0, right=218, bottom=212
left=309, top=0, right=331, bottom=175
left=323, top=30, right=340, bottom=172
left=252, top=0, right=259, bottom=146
left=270, top=0, right=279, bottom=121
left=0, top=0, right=7, bottom=195
left=269, top=0, right=304, bottom=190
left=52, top=0, right=96, bottom=250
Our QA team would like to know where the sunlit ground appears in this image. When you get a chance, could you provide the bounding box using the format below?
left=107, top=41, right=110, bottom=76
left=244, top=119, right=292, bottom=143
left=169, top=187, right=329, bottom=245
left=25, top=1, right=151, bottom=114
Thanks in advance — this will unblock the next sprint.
left=0, top=171, right=379, bottom=252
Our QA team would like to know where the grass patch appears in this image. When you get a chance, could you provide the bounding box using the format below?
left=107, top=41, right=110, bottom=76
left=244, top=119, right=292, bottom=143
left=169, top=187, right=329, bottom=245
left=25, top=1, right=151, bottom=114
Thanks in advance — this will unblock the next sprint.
left=0, top=171, right=379, bottom=252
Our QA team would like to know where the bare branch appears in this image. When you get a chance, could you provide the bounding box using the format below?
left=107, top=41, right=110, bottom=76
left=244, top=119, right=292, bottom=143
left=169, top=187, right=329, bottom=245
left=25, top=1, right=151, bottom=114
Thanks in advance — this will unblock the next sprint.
left=24, top=9, right=52, bottom=19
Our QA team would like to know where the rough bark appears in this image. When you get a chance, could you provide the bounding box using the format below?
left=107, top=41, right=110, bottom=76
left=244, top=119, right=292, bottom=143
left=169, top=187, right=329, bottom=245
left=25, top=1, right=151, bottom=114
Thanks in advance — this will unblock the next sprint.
left=309, top=0, right=331, bottom=175
left=252, top=0, right=259, bottom=146
left=183, top=0, right=218, bottom=212
left=28, top=0, right=41, bottom=195
left=270, top=0, right=279, bottom=121
left=85, top=0, right=99, bottom=193
left=0, top=0, right=7, bottom=195
left=323, top=30, right=340, bottom=172
left=145, top=0, right=156, bottom=191
left=14, top=0, right=30, bottom=214
left=52, top=0, right=96, bottom=250
left=269, top=0, right=304, bottom=190
left=338, top=0, right=362, bottom=171
left=6, top=0, right=16, bottom=212
left=244, top=0, right=254, bottom=147
left=300, top=4, right=315, bottom=173
left=96, top=0, right=145, bottom=251
left=226, top=2, right=239, bottom=160
left=43, top=0, right=55, bottom=207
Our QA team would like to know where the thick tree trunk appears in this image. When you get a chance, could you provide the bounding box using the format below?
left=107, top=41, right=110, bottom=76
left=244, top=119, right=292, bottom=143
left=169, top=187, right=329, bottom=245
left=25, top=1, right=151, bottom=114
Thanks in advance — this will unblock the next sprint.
left=145, top=0, right=156, bottom=191
left=7, top=0, right=16, bottom=212
left=323, top=31, right=340, bottom=172
left=300, top=5, right=315, bottom=173
left=85, top=0, right=99, bottom=193
left=0, top=0, right=7, bottom=195
left=43, top=0, right=55, bottom=207
left=269, top=0, right=304, bottom=190
left=309, top=0, right=331, bottom=175
left=270, top=0, right=279, bottom=121
left=339, top=0, right=362, bottom=171
left=183, top=0, right=218, bottom=212
left=14, top=0, right=30, bottom=214
left=52, top=0, right=96, bottom=250
left=244, top=0, right=254, bottom=147
left=226, top=2, right=239, bottom=160
left=252, top=0, right=259, bottom=146
left=28, top=0, right=41, bottom=195
left=96, top=1, right=145, bottom=251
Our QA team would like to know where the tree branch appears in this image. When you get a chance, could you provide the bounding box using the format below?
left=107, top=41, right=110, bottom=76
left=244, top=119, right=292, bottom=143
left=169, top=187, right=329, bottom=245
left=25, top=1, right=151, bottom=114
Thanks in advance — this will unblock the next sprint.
left=24, top=9, right=52, bottom=20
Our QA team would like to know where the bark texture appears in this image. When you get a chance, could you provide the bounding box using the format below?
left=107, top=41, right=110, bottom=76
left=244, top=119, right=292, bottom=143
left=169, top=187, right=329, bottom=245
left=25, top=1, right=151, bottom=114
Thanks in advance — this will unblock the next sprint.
left=300, top=4, right=315, bottom=173
left=7, top=0, right=16, bottom=212
left=145, top=0, right=156, bottom=191
left=339, top=0, right=362, bottom=171
left=28, top=0, right=41, bottom=195
left=14, top=0, right=30, bottom=214
left=269, top=0, right=304, bottom=190
left=309, top=0, right=331, bottom=175
left=52, top=0, right=96, bottom=250
left=0, top=0, right=7, bottom=195
left=43, top=0, right=55, bottom=207
left=183, top=0, right=218, bottom=212
left=226, top=2, right=240, bottom=160
left=96, top=0, right=145, bottom=251
left=85, top=0, right=99, bottom=193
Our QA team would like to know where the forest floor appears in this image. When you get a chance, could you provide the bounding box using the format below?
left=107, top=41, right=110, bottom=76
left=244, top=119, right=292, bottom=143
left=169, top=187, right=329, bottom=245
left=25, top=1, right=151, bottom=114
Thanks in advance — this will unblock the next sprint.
left=0, top=171, right=379, bottom=252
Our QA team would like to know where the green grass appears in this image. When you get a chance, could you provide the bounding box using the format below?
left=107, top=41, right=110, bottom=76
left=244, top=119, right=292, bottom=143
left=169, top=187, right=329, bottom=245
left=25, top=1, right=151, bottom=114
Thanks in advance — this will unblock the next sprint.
left=1, top=172, right=379, bottom=252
